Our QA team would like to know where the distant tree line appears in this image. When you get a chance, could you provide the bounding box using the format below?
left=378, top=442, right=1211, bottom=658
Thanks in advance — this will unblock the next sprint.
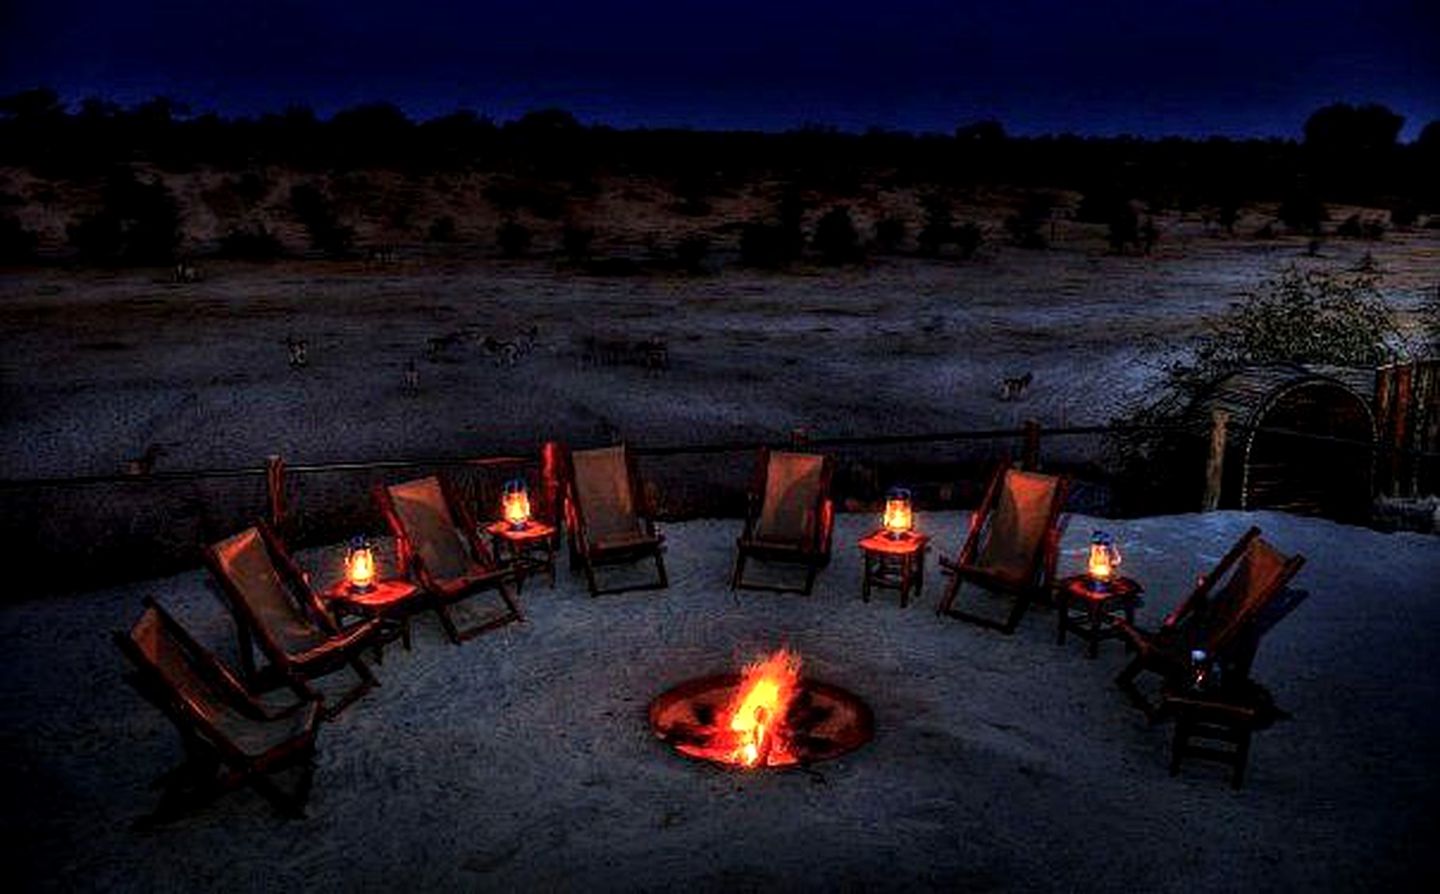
left=0, top=88, right=1436, bottom=265
left=1, top=89, right=1433, bottom=202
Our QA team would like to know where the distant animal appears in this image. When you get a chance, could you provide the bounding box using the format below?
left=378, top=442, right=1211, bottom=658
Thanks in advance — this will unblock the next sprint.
left=426, top=331, right=465, bottom=360
left=172, top=261, right=200, bottom=284
left=122, top=444, right=166, bottom=477
left=640, top=336, right=669, bottom=375
left=402, top=359, right=419, bottom=395
left=516, top=324, right=539, bottom=356
left=998, top=371, right=1033, bottom=402
left=284, top=335, right=309, bottom=369
left=481, top=335, right=520, bottom=367
left=366, top=245, right=399, bottom=266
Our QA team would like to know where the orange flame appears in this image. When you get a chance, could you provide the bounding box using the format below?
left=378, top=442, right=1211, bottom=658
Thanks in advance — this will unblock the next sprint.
left=882, top=497, right=913, bottom=536
left=503, top=490, right=531, bottom=527
left=347, top=546, right=376, bottom=590
left=724, top=648, right=802, bottom=768
left=1087, top=542, right=1112, bottom=580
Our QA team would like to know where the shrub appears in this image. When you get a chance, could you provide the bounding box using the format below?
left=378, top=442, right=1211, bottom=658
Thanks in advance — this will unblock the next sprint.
left=813, top=206, right=862, bottom=265
left=67, top=169, right=180, bottom=264
left=1190, top=265, right=1398, bottom=373
left=216, top=225, right=285, bottom=260
left=483, top=179, right=567, bottom=220
left=953, top=221, right=983, bottom=259
left=672, top=172, right=713, bottom=216
left=1140, top=217, right=1159, bottom=254
left=873, top=216, right=906, bottom=254
left=739, top=223, right=793, bottom=268
left=1106, top=204, right=1140, bottom=253
left=1075, top=189, right=1123, bottom=224
left=0, top=215, right=40, bottom=263
left=1336, top=214, right=1386, bottom=240
left=917, top=195, right=953, bottom=256
left=289, top=182, right=354, bottom=257
left=1389, top=201, right=1419, bottom=228
left=1217, top=200, right=1241, bottom=234
left=1003, top=214, right=1046, bottom=249
left=426, top=215, right=457, bottom=243
left=496, top=218, right=532, bottom=257
left=561, top=223, right=595, bottom=262
left=1277, top=192, right=1328, bottom=235
left=1005, top=192, right=1053, bottom=249
left=674, top=234, right=710, bottom=273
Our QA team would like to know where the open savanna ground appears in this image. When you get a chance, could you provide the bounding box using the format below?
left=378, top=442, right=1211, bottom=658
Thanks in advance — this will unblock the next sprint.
left=2, top=222, right=1436, bottom=481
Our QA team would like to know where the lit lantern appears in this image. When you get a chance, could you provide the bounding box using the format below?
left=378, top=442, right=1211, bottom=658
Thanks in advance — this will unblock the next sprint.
left=502, top=478, right=531, bottom=530
left=1087, top=530, right=1122, bottom=583
left=346, top=536, right=377, bottom=592
left=882, top=486, right=914, bottom=539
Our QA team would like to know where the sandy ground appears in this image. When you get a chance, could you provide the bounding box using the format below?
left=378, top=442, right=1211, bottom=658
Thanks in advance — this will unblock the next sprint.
left=2, top=229, right=1437, bottom=481
left=4, top=509, right=1437, bottom=891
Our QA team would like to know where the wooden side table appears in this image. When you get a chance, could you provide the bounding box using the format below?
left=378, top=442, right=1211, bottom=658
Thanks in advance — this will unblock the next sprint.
left=321, top=578, right=424, bottom=656
left=485, top=520, right=557, bottom=590
left=858, top=530, right=930, bottom=607
left=1055, top=574, right=1143, bottom=658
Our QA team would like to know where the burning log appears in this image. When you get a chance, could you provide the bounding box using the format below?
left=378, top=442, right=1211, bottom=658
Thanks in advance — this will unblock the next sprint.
left=648, top=648, right=872, bottom=770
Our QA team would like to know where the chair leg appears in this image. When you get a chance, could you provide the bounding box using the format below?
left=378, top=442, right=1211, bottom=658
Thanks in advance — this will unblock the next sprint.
left=654, top=550, right=669, bottom=589
left=499, top=581, right=525, bottom=623
left=731, top=552, right=746, bottom=590
left=250, top=773, right=307, bottom=819
left=137, top=756, right=222, bottom=829
left=1001, top=593, right=1032, bottom=635
left=583, top=559, right=601, bottom=597
left=1231, top=729, right=1252, bottom=789
left=1170, top=717, right=1189, bottom=776
left=434, top=603, right=464, bottom=644
left=936, top=575, right=961, bottom=616
left=321, top=659, right=378, bottom=720
left=802, top=566, right=817, bottom=596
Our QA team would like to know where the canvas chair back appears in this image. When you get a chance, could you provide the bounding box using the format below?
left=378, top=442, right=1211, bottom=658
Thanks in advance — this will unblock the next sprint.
left=571, top=446, right=643, bottom=544
left=387, top=477, right=472, bottom=581
left=1195, top=537, right=1295, bottom=651
left=753, top=451, right=826, bottom=545
left=973, top=469, right=1062, bottom=583
left=211, top=528, right=327, bottom=656
left=124, top=607, right=251, bottom=748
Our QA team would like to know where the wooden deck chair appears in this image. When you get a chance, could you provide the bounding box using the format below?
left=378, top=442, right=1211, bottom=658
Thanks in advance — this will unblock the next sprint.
left=563, top=444, right=668, bottom=596
left=377, top=475, right=524, bottom=641
left=732, top=448, right=835, bottom=595
left=204, top=523, right=382, bottom=719
left=936, top=460, right=1070, bottom=633
left=115, top=597, right=321, bottom=824
left=1114, top=526, right=1306, bottom=718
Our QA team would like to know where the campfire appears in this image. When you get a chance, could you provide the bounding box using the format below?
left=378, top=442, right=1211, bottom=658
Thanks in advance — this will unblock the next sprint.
left=649, top=648, right=872, bottom=769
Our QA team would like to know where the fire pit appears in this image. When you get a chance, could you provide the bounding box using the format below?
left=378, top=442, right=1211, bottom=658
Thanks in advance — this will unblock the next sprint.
left=648, top=649, right=873, bottom=769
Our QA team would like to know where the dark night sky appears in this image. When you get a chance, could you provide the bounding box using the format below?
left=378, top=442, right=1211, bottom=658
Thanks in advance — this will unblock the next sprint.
left=2, top=0, right=1437, bottom=139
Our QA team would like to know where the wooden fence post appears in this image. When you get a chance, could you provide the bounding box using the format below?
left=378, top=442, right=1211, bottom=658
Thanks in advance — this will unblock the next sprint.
left=1202, top=410, right=1228, bottom=511
left=1395, top=363, right=1414, bottom=498
left=265, top=454, right=286, bottom=529
left=1374, top=363, right=1395, bottom=497
left=1021, top=420, right=1041, bottom=471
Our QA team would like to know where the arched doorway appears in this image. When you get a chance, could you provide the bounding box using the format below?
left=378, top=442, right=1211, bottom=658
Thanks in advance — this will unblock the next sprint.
left=1239, top=378, right=1375, bottom=521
